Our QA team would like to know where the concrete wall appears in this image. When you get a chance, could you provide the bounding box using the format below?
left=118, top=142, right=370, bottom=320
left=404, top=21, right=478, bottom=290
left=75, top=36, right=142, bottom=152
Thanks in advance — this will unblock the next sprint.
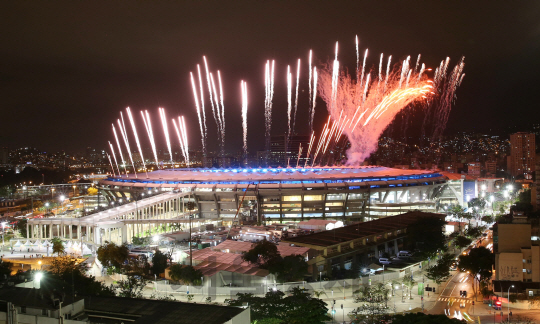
left=498, top=253, right=524, bottom=281
left=498, top=224, right=531, bottom=253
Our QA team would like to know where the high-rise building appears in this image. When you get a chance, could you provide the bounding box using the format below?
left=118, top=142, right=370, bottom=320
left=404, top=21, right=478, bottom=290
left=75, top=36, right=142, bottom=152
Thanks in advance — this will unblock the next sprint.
left=508, top=132, right=536, bottom=178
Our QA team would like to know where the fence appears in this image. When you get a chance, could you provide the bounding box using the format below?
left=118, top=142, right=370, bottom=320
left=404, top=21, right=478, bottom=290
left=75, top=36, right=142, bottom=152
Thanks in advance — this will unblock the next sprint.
left=154, top=271, right=403, bottom=300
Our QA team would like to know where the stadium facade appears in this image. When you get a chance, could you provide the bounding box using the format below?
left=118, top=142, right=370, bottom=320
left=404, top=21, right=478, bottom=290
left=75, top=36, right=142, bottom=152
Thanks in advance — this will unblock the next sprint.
left=99, top=166, right=455, bottom=223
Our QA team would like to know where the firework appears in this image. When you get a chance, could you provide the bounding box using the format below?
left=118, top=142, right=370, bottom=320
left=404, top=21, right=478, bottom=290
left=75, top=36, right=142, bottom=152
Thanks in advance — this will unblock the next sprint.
left=317, top=38, right=464, bottom=165
left=159, top=108, right=173, bottom=165
left=287, top=65, right=292, bottom=137
left=117, top=113, right=137, bottom=177
left=292, top=58, right=300, bottom=136
left=141, top=110, right=159, bottom=168
left=108, top=141, right=121, bottom=176
left=190, top=72, right=206, bottom=155
left=197, top=64, right=207, bottom=156
left=126, top=107, right=148, bottom=177
left=241, top=80, right=248, bottom=163
left=112, top=124, right=126, bottom=175
left=308, top=50, right=313, bottom=133
left=107, top=154, right=116, bottom=177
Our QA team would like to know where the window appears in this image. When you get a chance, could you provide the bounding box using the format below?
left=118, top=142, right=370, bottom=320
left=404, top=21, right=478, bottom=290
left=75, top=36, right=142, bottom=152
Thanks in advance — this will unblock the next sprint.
left=42, top=309, right=48, bottom=316
left=530, top=291, right=534, bottom=297
left=20, top=306, right=26, bottom=314
left=523, top=269, right=527, bottom=273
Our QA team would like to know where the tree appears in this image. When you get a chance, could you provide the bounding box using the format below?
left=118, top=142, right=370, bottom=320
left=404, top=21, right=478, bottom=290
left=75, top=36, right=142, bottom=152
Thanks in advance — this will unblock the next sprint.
left=453, top=235, right=472, bottom=249
left=426, top=254, right=454, bottom=287
left=51, top=237, right=65, bottom=256
left=351, top=283, right=390, bottom=323
left=50, top=256, right=80, bottom=274
left=481, top=215, right=494, bottom=224
left=43, top=258, right=115, bottom=297
left=242, top=240, right=280, bottom=267
left=115, top=275, right=146, bottom=298
left=458, top=246, right=494, bottom=301
left=97, top=241, right=129, bottom=272
left=391, top=313, right=466, bottom=323
left=151, top=250, right=168, bottom=275
left=461, top=212, right=474, bottom=227
left=168, top=264, right=203, bottom=285
left=226, top=287, right=330, bottom=324
left=15, top=218, right=27, bottom=238
left=406, top=216, right=447, bottom=259
left=267, top=254, right=308, bottom=283
left=401, top=276, right=417, bottom=300
left=0, top=260, right=12, bottom=278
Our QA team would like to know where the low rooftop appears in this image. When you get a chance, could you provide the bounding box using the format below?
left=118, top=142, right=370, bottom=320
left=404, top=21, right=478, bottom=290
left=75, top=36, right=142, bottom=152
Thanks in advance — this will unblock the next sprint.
left=84, top=296, right=247, bottom=324
left=282, top=211, right=445, bottom=247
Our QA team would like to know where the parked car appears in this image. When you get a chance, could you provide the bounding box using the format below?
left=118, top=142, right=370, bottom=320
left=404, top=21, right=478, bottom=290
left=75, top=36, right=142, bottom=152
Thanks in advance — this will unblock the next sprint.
left=379, top=258, right=392, bottom=265
left=397, top=252, right=412, bottom=259
left=450, top=262, right=458, bottom=271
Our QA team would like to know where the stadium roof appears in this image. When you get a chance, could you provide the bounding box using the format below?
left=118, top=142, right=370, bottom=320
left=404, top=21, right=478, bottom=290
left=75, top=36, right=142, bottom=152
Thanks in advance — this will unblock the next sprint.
left=282, top=211, right=445, bottom=248
left=101, top=166, right=444, bottom=186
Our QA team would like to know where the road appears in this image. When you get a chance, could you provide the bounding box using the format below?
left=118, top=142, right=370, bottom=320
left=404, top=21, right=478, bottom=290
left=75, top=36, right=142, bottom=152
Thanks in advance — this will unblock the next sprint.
left=428, top=270, right=476, bottom=321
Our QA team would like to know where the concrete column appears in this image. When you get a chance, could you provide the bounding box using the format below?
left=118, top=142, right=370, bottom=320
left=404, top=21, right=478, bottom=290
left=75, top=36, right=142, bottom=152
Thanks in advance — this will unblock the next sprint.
left=384, top=242, right=389, bottom=254
left=77, top=226, right=81, bottom=241
left=394, top=239, right=399, bottom=254
left=49, top=224, right=52, bottom=239
left=69, top=225, right=73, bottom=240
left=39, top=225, right=42, bottom=239
left=26, top=223, right=29, bottom=239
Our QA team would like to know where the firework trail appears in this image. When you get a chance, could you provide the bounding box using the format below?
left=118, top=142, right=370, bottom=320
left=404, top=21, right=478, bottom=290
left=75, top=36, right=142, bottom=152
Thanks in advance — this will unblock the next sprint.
left=112, top=124, right=126, bottom=175
left=180, top=116, right=189, bottom=165
left=172, top=118, right=185, bottom=163
left=173, top=116, right=189, bottom=165
left=292, top=59, right=301, bottom=136
left=308, top=50, right=313, bottom=133
left=203, top=56, right=223, bottom=152
left=141, top=110, right=159, bottom=168
left=126, top=107, right=148, bottom=177
left=197, top=65, right=207, bottom=156
left=384, top=55, right=392, bottom=92
left=311, top=67, right=318, bottom=133
left=117, top=113, right=137, bottom=177
left=218, top=71, right=226, bottom=156
left=107, top=154, right=116, bottom=177
left=190, top=72, right=206, bottom=155
left=304, top=132, right=315, bottom=167
left=287, top=65, right=292, bottom=138
left=355, top=35, right=360, bottom=77
left=159, top=108, right=174, bottom=164
left=431, top=57, right=465, bottom=140
left=241, top=80, right=248, bottom=164
left=264, top=60, right=275, bottom=163
left=210, top=73, right=222, bottom=134
left=108, top=141, right=121, bottom=176
left=317, top=42, right=464, bottom=164
left=296, top=144, right=302, bottom=168
left=378, top=54, right=384, bottom=83
left=331, top=42, right=339, bottom=108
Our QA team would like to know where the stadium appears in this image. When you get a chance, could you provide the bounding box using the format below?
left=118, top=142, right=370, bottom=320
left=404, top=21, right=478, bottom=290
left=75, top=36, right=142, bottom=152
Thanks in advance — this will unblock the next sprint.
left=99, top=166, right=453, bottom=224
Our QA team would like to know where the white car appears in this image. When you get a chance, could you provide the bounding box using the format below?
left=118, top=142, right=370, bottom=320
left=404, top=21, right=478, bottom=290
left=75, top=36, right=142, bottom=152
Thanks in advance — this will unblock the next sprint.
left=379, top=258, right=392, bottom=265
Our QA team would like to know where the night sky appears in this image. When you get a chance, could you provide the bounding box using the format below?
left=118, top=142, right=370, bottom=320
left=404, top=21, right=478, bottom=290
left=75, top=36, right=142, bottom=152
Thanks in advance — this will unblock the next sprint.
left=1, top=2, right=539, bottom=153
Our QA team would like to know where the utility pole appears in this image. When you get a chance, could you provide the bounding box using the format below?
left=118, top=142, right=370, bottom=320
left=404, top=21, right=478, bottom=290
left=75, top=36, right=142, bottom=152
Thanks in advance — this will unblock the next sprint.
left=186, top=199, right=196, bottom=266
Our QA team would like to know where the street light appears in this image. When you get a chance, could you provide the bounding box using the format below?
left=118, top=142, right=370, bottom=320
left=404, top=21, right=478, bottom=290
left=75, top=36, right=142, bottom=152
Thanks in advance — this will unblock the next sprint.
left=34, top=272, right=42, bottom=288
left=508, top=285, right=514, bottom=321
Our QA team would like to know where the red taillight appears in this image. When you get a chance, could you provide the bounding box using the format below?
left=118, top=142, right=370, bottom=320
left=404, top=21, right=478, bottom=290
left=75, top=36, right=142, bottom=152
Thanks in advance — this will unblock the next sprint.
left=496, top=301, right=502, bottom=306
